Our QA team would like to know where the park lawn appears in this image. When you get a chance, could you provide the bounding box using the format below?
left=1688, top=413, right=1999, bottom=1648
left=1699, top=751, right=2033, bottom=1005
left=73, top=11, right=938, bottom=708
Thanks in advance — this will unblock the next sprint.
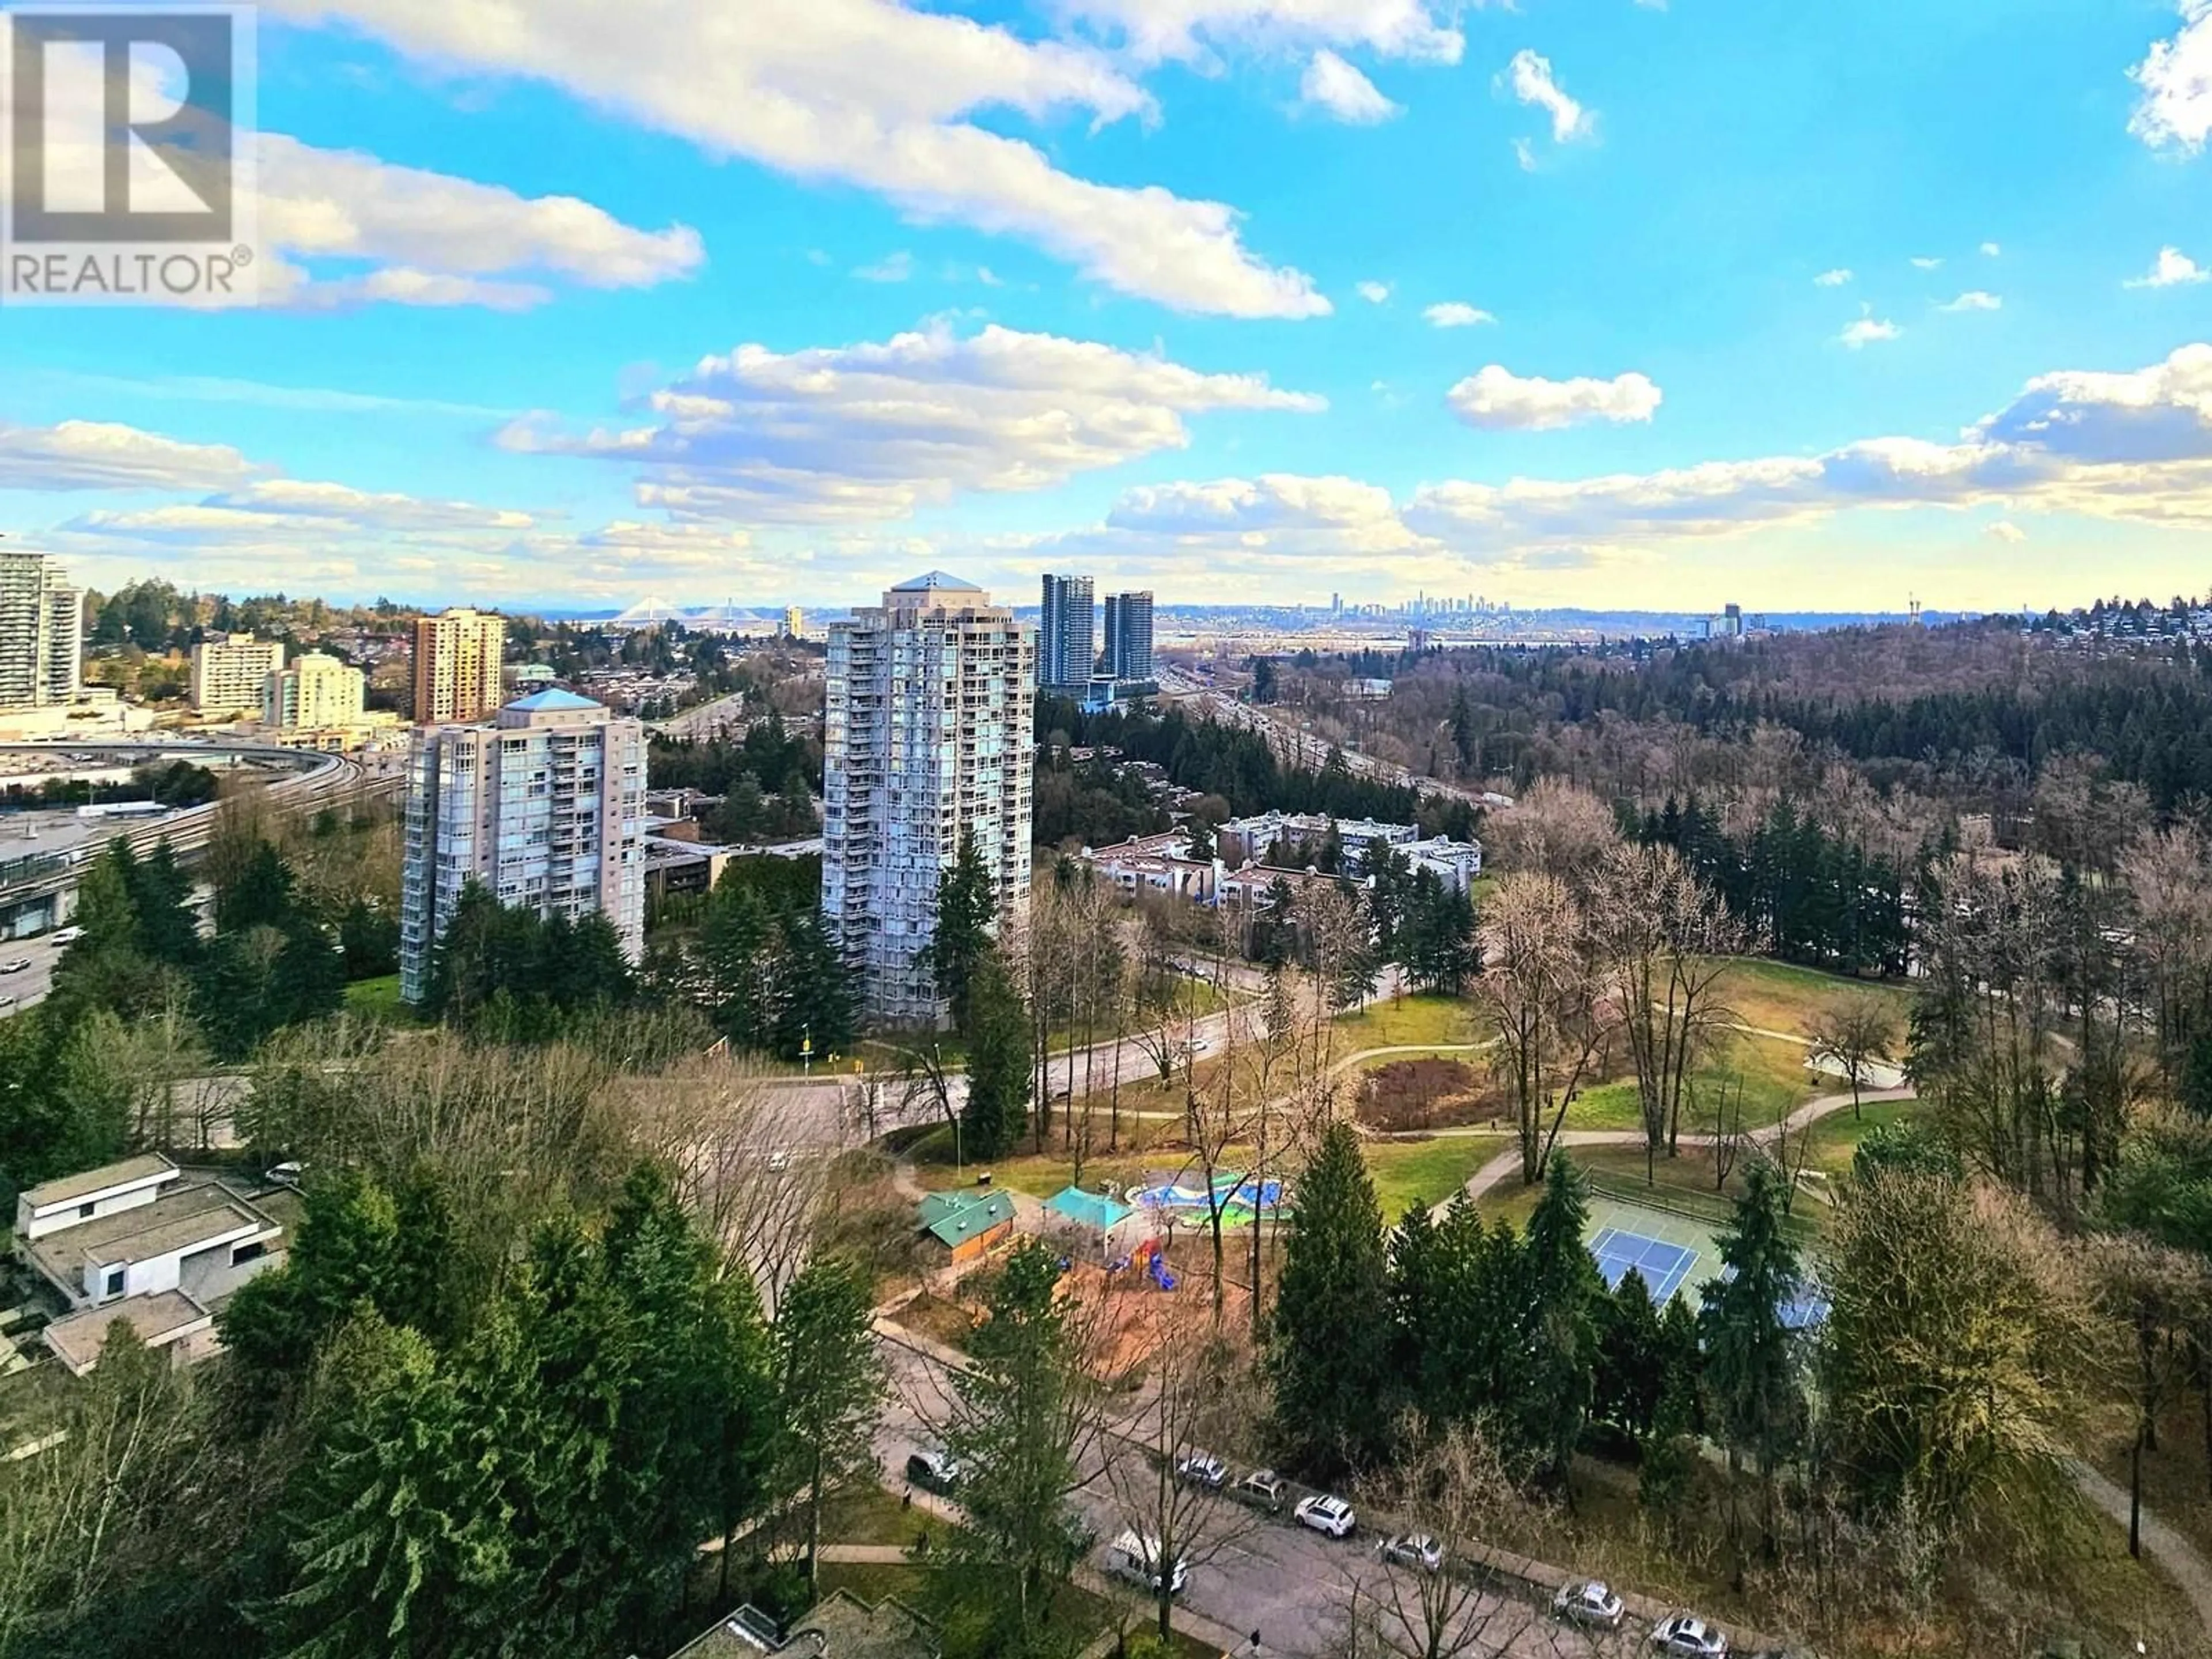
left=1802, top=1097, right=1922, bottom=1179
left=815, top=1560, right=930, bottom=1604
left=342, top=974, right=410, bottom=1023
left=1710, top=955, right=1912, bottom=1041
left=1363, top=1135, right=1505, bottom=1221
left=817, top=1483, right=950, bottom=1550
left=1565, top=1034, right=1815, bottom=1135
left=1332, top=993, right=1483, bottom=1054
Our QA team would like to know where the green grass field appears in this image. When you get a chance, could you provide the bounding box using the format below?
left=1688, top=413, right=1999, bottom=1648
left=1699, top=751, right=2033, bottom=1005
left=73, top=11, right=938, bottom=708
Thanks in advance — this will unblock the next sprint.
left=1708, top=956, right=1912, bottom=1041
left=1565, top=1032, right=1815, bottom=1134
left=342, top=974, right=410, bottom=1024
left=1362, top=1134, right=1505, bottom=1221
left=1331, top=993, right=1484, bottom=1054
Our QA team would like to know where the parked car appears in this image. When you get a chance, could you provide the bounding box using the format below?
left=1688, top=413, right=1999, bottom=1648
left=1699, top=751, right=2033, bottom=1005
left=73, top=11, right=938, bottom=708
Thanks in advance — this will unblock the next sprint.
left=1294, top=1494, right=1357, bottom=1539
left=1650, top=1613, right=1729, bottom=1657
left=905, top=1449, right=962, bottom=1494
left=1228, top=1469, right=1287, bottom=1512
left=0, top=995, right=16, bottom=1013
left=1104, top=1530, right=1188, bottom=1596
left=1554, top=1580, right=1626, bottom=1630
left=48, top=927, right=82, bottom=945
left=1377, top=1533, right=1443, bottom=1573
left=1175, top=1450, right=1227, bottom=1488
left=0, top=958, right=31, bottom=974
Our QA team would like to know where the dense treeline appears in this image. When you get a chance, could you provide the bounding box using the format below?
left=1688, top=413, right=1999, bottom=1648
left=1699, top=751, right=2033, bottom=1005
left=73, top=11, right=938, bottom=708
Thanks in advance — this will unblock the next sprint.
left=1036, top=696, right=1479, bottom=843
left=1635, top=796, right=1910, bottom=976
left=647, top=718, right=821, bottom=842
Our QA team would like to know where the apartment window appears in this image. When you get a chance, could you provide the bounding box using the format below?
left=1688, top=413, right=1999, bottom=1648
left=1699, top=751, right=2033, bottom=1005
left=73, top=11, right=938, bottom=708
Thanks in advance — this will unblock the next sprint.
left=103, top=1266, right=125, bottom=1298
left=78, top=1201, right=95, bottom=1219
left=232, top=1241, right=268, bottom=1268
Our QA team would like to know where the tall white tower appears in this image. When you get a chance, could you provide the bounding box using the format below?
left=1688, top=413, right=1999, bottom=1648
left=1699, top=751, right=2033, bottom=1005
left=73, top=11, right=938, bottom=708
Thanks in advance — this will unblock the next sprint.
left=822, top=572, right=1036, bottom=1026
left=399, top=689, right=646, bottom=1003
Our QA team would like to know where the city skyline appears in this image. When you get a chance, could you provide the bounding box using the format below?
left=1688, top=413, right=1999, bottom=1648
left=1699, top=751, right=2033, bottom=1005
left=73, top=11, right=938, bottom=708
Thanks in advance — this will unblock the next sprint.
left=2, top=4, right=2211, bottom=614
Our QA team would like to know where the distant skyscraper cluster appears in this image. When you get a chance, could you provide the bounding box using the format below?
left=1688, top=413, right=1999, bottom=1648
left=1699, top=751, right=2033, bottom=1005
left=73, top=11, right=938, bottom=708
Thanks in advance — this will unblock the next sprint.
left=823, top=573, right=1035, bottom=1025
left=1038, top=573, right=1153, bottom=706
left=0, top=550, right=82, bottom=711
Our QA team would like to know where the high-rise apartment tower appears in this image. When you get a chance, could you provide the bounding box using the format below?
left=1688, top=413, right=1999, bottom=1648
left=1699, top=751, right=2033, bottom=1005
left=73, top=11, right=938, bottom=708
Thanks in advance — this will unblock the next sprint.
left=0, top=551, right=83, bottom=710
left=823, top=572, right=1035, bottom=1025
left=399, top=689, right=646, bottom=1003
left=412, top=608, right=506, bottom=724
left=1101, top=590, right=1155, bottom=682
left=1037, top=573, right=1095, bottom=691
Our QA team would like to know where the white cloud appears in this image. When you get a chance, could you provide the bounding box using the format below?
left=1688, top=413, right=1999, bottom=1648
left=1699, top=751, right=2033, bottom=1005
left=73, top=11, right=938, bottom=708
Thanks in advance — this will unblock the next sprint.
left=1053, top=1, right=1465, bottom=67
left=1840, top=317, right=1902, bottom=348
left=0, top=419, right=263, bottom=492
left=495, top=320, right=1325, bottom=523
left=2128, top=246, right=2210, bottom=287
left=1910, top=255, right=1944, bottom=270
left=1985, top=520, right=2027, bottom=542
left=1505, top=50, right=1595, bottom=144
left=1446, top=365, right=1661, bottom=431
left=1301, top=50, right=1400, bottom=122
left=1938, top=291, right=2002, bottom=312
left=1355, top=280, right=1392, bottom=303
left=1512, top=137, right=1538, bottom=172
left=1813, top=268, right=1853, bottom=287
left=855, top=252, right=916, bottom=282
left=1424, top=301, right=1497, bottom=328
left=2130, top=1, right=2212, bottom=154
left=1981, top=241, right=2002, bottom=257
left=262, top=0, right=1329, bottom=319
left=1409, top=343, right=2212, bottom=555
left=33, top=109, right=704, bottom=311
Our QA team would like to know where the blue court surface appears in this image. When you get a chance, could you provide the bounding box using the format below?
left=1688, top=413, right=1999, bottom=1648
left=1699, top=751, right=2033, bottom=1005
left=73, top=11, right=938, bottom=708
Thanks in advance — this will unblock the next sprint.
left=1588, top=1226, right=1699, bottom=1304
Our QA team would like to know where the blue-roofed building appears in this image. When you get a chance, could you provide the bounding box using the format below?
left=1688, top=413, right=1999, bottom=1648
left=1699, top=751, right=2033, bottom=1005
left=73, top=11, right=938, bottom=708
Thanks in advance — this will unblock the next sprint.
left=1043, top=1185, right=1144, bottom=1262
left=399, top=688, right=647, bottom=1001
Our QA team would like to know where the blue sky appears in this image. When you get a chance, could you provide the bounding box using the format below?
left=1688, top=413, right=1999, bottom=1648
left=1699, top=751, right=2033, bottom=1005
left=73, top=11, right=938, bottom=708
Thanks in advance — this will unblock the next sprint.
left=5, top=0, right=2212, bottom=613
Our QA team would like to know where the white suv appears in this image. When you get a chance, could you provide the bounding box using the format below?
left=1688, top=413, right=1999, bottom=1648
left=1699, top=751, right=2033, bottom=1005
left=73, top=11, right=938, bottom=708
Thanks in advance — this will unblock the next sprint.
left=1293, top=1494, right=1357, bottom=1539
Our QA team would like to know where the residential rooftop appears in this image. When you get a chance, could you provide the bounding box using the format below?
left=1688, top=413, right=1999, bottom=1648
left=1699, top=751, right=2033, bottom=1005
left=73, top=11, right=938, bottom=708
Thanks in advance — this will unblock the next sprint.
left=26, top=1182, right=275, bottom=1282
left=21, top=1152, right=177, bottom=1211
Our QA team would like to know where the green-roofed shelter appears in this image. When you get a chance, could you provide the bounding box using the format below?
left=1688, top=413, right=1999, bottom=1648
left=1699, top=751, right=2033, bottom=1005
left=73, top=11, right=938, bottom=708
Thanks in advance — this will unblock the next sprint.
left=916, top=1189, right=1017, bottom=1262
left=1043, top=1185, right=1146, bottom=1263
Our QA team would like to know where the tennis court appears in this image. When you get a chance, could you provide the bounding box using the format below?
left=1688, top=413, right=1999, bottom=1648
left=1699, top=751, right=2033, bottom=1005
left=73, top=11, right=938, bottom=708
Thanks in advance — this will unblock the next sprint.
left=1581, top=1196, right=1721, bottom=1306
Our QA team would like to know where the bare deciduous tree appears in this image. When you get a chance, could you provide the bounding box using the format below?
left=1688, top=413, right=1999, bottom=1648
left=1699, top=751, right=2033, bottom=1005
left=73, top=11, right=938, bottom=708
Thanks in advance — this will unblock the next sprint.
left=1808, top=997, right=1900, bottom=1122
left=1474, top=872, right=1613, bottom=1185
left=1590, top=843, right=1745, bottom=1174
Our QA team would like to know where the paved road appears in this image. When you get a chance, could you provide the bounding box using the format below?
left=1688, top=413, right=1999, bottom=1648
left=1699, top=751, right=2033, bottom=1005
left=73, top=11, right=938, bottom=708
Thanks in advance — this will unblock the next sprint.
left=870, top=1328, right=1616, bottom=1659
left=0, top=931, right=64, bottom=1018
left=652, top=692, right=753, bottom=741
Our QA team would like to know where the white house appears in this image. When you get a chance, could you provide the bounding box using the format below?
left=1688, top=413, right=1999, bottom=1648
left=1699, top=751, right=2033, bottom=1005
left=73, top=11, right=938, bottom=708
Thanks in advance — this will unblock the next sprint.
left=19, top=1156, right=288, bottom=1376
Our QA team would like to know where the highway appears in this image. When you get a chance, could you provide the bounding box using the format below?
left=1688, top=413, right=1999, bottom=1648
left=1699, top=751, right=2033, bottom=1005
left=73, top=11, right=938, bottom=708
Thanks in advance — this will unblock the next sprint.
left=1156, top=669, right=1487, bottom=809
left=0, top=738, right=403, bottom=987
left=0, top=930, right=63, bottom=1018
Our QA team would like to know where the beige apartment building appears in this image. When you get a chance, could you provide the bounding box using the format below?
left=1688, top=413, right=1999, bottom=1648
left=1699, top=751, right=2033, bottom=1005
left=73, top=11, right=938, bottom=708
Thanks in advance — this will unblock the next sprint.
left=266, top=650, right=365, bottom=728
left=190, top=631, right=285, bottom=718
left=412, top=607, right=506, bottom=724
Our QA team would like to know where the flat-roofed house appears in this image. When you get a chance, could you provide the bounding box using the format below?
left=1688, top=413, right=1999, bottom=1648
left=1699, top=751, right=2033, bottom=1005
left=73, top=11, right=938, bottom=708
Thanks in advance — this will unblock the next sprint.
left=14, top=1152, right=179, bottom=1242
left=17, top=1156, right=289, bottom=1376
